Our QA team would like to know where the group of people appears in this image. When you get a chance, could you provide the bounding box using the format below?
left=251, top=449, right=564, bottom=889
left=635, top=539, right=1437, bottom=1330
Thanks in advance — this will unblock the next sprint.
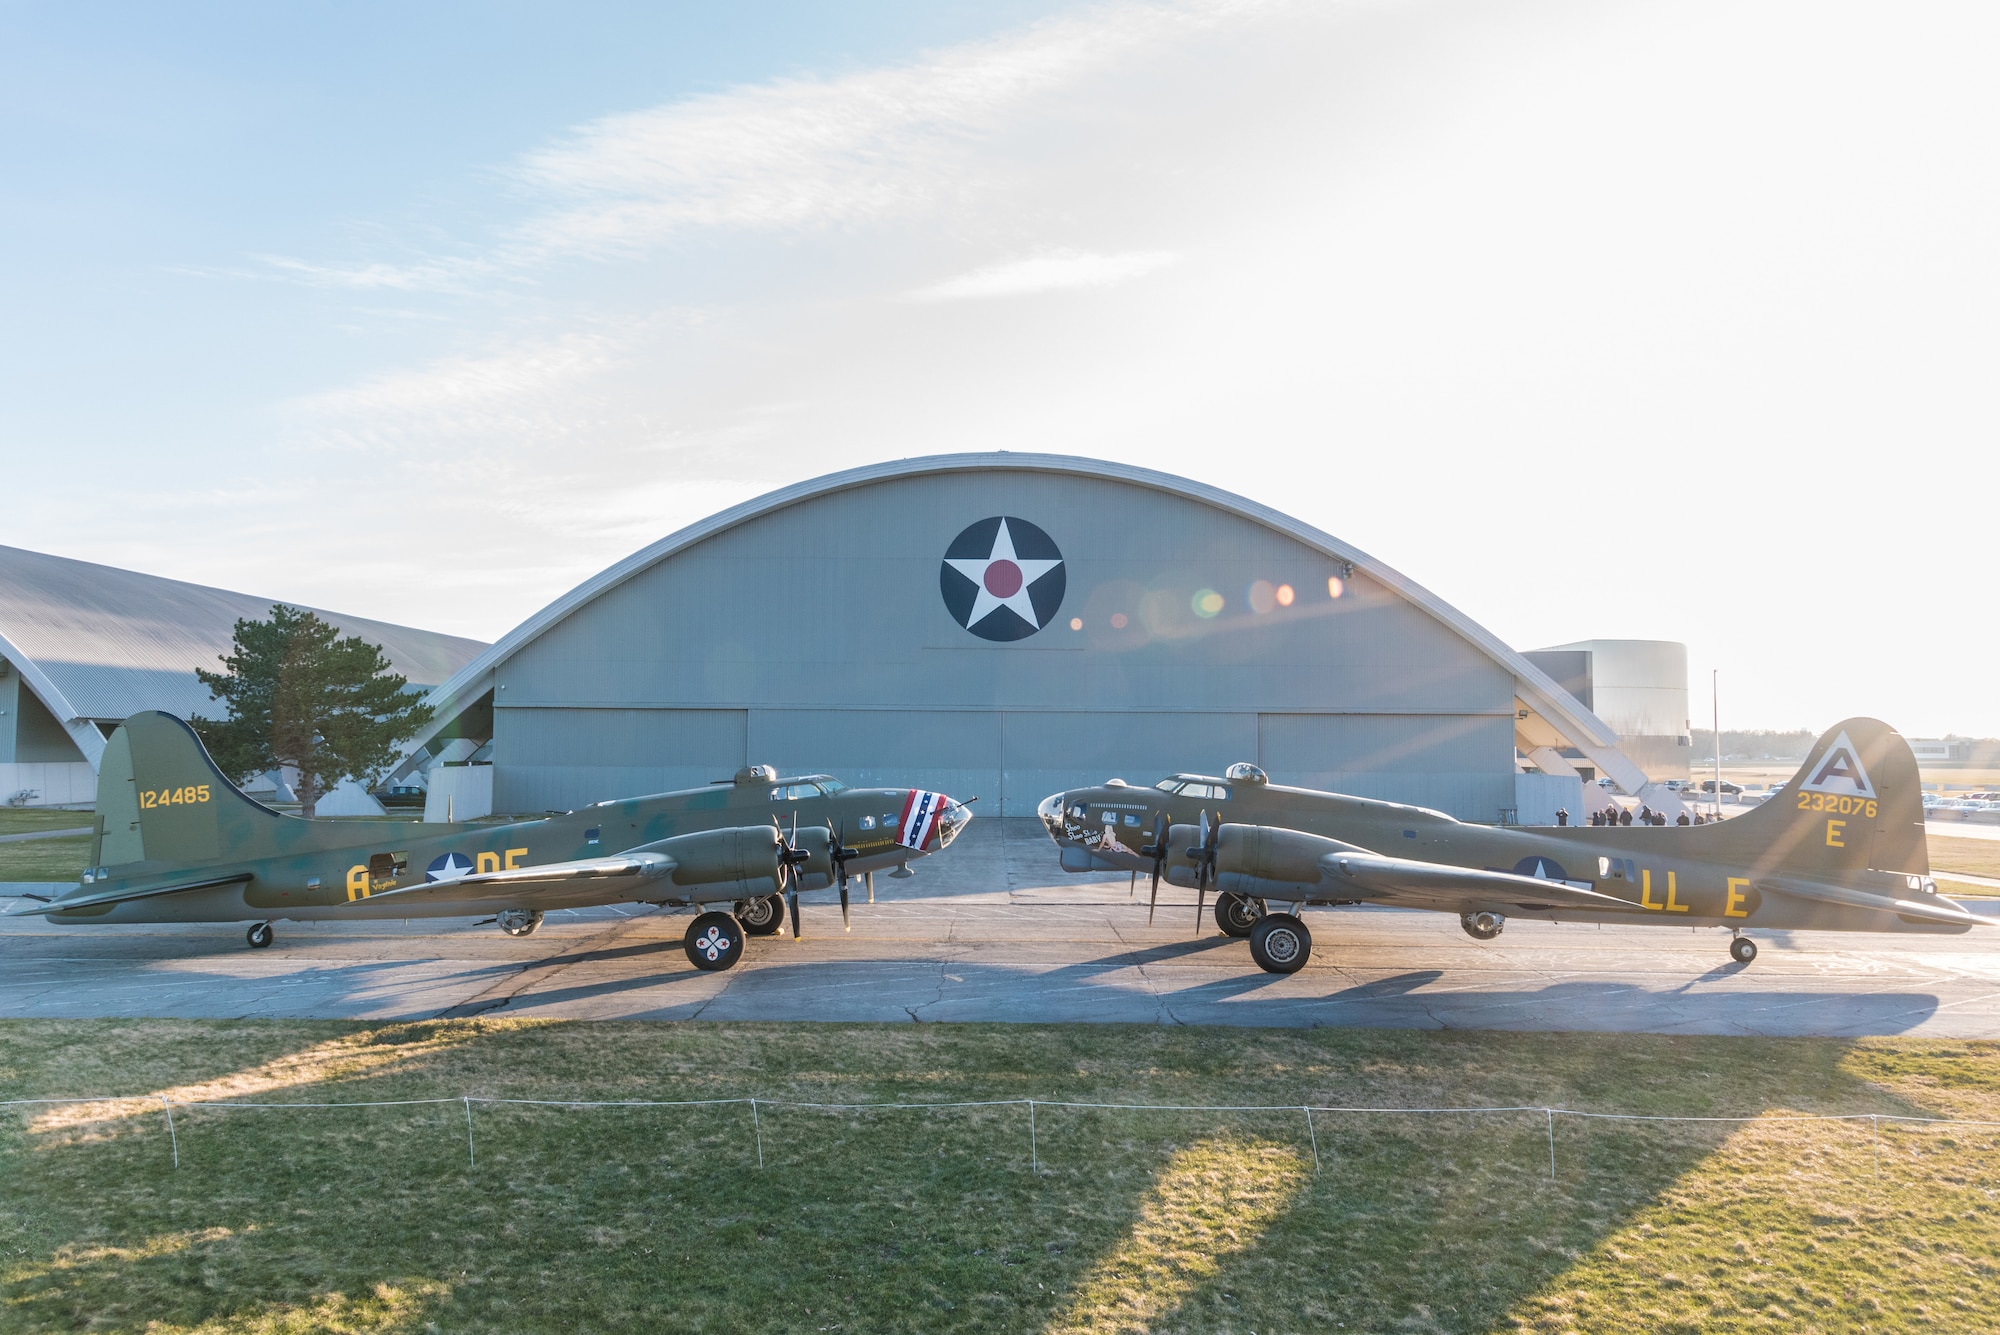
left=1554, top=805, right=1719, bottom=827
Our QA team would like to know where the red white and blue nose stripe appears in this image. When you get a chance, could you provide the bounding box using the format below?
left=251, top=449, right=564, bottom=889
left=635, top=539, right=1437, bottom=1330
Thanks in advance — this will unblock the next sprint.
left=898, top=789, right=950, bottom=850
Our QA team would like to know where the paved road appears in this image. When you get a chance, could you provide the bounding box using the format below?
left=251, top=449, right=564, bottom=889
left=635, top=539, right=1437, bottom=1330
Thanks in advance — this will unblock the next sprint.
left=4, top=820, right=1999, bottom=1035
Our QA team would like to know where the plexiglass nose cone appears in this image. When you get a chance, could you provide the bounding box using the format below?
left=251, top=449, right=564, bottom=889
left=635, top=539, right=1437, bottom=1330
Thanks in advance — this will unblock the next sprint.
left=1037, top=791, right=1065, bottom=838
left=937, top=797, right=973, bottom=847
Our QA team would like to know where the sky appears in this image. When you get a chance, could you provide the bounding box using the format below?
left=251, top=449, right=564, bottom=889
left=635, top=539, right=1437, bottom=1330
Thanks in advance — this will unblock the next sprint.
left=4, top=0, right=1996, bottom=736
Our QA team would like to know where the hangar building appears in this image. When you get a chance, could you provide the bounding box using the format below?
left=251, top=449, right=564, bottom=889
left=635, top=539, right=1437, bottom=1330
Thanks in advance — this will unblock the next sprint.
left=1524, top=639, right=1692, bottom=782
left=0, top=544, right=486, bottom=807
left=392, top=454, right=1674, bottom=823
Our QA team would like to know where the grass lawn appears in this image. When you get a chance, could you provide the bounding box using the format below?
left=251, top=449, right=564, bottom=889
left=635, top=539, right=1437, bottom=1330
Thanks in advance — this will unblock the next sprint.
left=1928, top=834, right=2000, bottom=884
left=4, top=1022, right=1999, bottom=1333
left=0, top=811, right=92, bottom=837
left=0, top=836, right=88, bottom=884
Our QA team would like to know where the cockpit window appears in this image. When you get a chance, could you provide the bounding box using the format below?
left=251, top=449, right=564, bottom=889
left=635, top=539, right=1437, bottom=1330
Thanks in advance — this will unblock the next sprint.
left=1176, top=783, right=1231, bottom=800
left=814, top=777, right=848, bottom=795
left=1154, top=779, right=1185, bottom=793
left=769, top=784, right=820, bottom=801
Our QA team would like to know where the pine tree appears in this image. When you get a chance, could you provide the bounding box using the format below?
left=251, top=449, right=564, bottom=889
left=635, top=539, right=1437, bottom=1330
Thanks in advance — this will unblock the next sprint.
left=191, top=605, right=435, bottom=818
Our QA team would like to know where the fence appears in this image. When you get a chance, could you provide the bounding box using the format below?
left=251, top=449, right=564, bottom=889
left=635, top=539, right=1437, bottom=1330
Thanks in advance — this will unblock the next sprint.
left=9, top=1092, right=1998, bottom=1180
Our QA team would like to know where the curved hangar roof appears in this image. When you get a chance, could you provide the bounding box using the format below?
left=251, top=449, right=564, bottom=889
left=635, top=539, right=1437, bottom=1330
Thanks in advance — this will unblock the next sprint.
left=396, top=454, right=1651, bottom=818
left=0, top=544, right=488, bottom=768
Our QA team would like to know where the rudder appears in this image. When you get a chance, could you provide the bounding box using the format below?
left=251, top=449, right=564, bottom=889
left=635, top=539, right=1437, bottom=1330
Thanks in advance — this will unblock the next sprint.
left=92, top=712, right=281, bottom=871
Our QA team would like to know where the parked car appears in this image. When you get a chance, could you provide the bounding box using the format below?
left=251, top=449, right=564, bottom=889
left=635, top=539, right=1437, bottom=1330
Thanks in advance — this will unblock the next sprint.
left=371, top=784, right=427, bottom=810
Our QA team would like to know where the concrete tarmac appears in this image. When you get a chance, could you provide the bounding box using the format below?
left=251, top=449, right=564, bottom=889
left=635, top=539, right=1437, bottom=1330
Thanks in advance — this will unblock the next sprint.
left=4, top=819, right=1999, bottom=1035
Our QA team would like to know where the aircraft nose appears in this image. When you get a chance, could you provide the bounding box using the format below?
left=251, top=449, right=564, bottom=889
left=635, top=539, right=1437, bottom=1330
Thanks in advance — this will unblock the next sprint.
left=1037, top=791, right=1067, bottom=840
left=936, top=796, right=973, bottom=848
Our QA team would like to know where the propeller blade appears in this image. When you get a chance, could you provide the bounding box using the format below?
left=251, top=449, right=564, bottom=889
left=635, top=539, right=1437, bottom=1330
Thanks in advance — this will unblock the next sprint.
left=787, top=889, right=802, bottom=939
left=865, top=870, right=875, bottom=904
left=1129, top=869, right=1136, bottom=900
left=1140, top=811, right=1170, bottom=919
left=1195, top=885, right=1206, bottom=937
left=840, top=880, right=851, bottom=931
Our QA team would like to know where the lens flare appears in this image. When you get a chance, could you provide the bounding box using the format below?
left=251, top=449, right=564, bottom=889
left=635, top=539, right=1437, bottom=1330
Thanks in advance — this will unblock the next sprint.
left=1192, top=589, right=1225, bottom=618
left=1327, top=576, right=1345, bottom=598
left=1276, top=583, right=1295, bottom=606
left=1248, top=580, right=1276, bottom=614
left=1069, top=617, right=1083, bottom=630
left=1110, top=612, right=1128, bottom=629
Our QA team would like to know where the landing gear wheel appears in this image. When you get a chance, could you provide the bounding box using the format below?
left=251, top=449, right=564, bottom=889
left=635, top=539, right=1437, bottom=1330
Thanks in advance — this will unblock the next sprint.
left=496, top=909, right=543, bottom=938
left=1248, top=913, right=1311, bottom=974
left=246, top=922, right=273, bottom=949
left=684, top=911, right=746, bottom=972
left=1460, top=911, right=1505, bottom=941
left=1214, top=892, right=1266, bottom=938
left=736, top=894, right=784, bottom=936
left=1730, top=935, right=1757, bottom=964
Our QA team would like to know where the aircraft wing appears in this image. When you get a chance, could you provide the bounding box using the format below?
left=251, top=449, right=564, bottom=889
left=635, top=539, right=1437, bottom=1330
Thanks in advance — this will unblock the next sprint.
left=2, top=872, right=253, bottom=917
left=1317, top=851, right=1644, bottom=915
left=341, top=852, right=677, bottom=908
left=1764, top=877, right=1994, bottom=929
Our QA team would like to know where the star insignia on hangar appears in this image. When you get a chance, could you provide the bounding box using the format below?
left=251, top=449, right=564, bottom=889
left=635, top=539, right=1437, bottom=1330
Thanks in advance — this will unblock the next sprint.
left=939, top=517, right=1066, bottom=641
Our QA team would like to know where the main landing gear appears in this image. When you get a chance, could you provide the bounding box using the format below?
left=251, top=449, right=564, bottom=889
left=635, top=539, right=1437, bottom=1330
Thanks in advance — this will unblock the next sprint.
left=1248, top=912, right=1312, bottom=974
left=496, top=909, right=543, bottom=938
left=1214, top=891, right=1266, bottom=938
left=1730, top=933, right=1758, bottom=964
left=735, top=894, right=785, bottom=937
left=684, top=912, right=747, bottom=972
left=246, top=921, right=273, bottom=949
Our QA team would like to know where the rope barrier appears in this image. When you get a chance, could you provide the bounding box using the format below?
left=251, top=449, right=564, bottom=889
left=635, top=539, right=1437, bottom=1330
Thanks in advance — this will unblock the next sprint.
left=11, top=1091, right=1996, bottom=1176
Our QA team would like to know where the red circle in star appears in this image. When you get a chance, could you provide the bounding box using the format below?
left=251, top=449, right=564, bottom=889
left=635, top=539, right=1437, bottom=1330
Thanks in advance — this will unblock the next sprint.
left=983, top=560, right=1023, bottom=597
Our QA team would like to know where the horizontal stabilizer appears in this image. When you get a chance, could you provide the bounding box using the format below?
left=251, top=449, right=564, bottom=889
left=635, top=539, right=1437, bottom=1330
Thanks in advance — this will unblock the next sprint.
left=1320, top=851, right=1644, bottom=915
left=342, top=853, right=676, bottom=908
left=5, top=872, right=254, bottom=918
left=1766, top=877, right=1993, bottom=929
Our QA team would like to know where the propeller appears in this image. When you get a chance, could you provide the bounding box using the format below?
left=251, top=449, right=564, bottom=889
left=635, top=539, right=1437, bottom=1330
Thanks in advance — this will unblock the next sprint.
left=772, top=813, right=812, bottom=939
left=1138, top=812, right=1173, bottom=926
left=826, top=818, right=859, bottom=931
left=1188, top=810, right=1220, bottom=936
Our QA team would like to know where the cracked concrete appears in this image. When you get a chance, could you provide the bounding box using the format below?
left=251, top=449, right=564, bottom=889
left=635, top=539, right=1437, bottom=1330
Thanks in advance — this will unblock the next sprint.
left=2, top=819, right=1998, bottom=1034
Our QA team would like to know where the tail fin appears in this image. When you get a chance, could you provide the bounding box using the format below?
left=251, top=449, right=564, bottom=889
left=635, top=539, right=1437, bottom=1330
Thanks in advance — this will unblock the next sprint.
left=93, top=712, right=286, bottom=871
left=1707, top=717, right=1927, bottom=878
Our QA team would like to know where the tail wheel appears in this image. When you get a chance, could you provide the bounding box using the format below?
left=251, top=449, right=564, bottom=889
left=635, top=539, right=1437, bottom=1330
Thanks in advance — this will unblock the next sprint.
left=1214, top=892, right=1266, bottom=938
left=1248, top=913, right=1311, bottom=974
left=684, top=911, right=747, bottom=972
left=246, top=922, right=273, bottom=949
left=1730, top=935, right=1757, bottom=964
left=737, top=894, right=784, bottom=936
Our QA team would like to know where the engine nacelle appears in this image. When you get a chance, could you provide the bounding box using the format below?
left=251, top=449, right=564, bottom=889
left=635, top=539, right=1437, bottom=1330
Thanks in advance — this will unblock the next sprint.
left=1162, top=825, right=1360, bottom=899
left=642, top=826, right=785, bottom=893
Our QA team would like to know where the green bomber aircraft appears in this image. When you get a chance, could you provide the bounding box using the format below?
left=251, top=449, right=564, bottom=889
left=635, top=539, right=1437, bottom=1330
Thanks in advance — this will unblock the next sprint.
left=7, top=711, right=972, bottom=971
left=1039, top=718, right=1991, bottom=973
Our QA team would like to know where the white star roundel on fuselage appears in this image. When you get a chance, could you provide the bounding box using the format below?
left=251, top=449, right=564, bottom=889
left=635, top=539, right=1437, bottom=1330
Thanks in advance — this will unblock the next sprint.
left=939, top=516, right=1066, bottom=641
left=426, top=852, right=475, bottom=883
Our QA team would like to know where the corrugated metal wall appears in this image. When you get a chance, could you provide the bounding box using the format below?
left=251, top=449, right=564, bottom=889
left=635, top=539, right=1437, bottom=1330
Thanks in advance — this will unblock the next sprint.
left=492, top=471, right=1517, bottom=817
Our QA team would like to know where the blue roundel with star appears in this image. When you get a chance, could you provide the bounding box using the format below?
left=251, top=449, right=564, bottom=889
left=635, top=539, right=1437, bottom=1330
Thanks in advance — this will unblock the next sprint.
left=940, top=517, right=1066, bottom=641
left=426, top=852, right=475, bottom=883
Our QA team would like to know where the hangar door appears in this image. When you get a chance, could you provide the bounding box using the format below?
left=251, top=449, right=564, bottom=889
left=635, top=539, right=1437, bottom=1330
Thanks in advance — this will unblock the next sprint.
left=493, top=707, right=748, bottom=813
left=1257, top=713, right=1516, bottom=821
left=748, top=709, right=1258, bottom=817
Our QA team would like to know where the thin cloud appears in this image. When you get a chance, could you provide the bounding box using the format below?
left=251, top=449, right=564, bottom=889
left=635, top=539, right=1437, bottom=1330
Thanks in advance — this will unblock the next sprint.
left=506, top=2, right=1264, bottom=258
left=286, top=329, right=631, bottom=450
left=252, top=0, right=1276, bottom=289
left=907, top=249, right=1181, bottom=301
